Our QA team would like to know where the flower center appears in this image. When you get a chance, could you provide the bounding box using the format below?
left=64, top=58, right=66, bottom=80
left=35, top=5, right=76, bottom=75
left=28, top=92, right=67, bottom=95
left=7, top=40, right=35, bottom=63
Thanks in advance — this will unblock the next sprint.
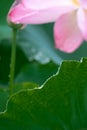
left=72, top=0, right=79, bottom=6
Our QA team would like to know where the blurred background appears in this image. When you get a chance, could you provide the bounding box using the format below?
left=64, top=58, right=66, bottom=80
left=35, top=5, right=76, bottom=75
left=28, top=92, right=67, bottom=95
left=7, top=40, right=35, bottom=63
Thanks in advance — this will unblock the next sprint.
left=0, top=0, right=87, bottom=86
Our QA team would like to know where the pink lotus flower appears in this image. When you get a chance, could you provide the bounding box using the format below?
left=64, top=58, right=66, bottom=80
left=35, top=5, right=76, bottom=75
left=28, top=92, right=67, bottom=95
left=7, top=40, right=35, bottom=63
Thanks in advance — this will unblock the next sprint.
left=7, top=0, right=87, bottom=53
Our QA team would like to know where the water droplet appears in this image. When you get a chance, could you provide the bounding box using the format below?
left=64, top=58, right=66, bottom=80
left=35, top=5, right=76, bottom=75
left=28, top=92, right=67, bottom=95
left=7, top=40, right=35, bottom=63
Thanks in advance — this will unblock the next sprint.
left=35, top=52, right=50, bottom=64
left=8, top=74, right=10, bottom=78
